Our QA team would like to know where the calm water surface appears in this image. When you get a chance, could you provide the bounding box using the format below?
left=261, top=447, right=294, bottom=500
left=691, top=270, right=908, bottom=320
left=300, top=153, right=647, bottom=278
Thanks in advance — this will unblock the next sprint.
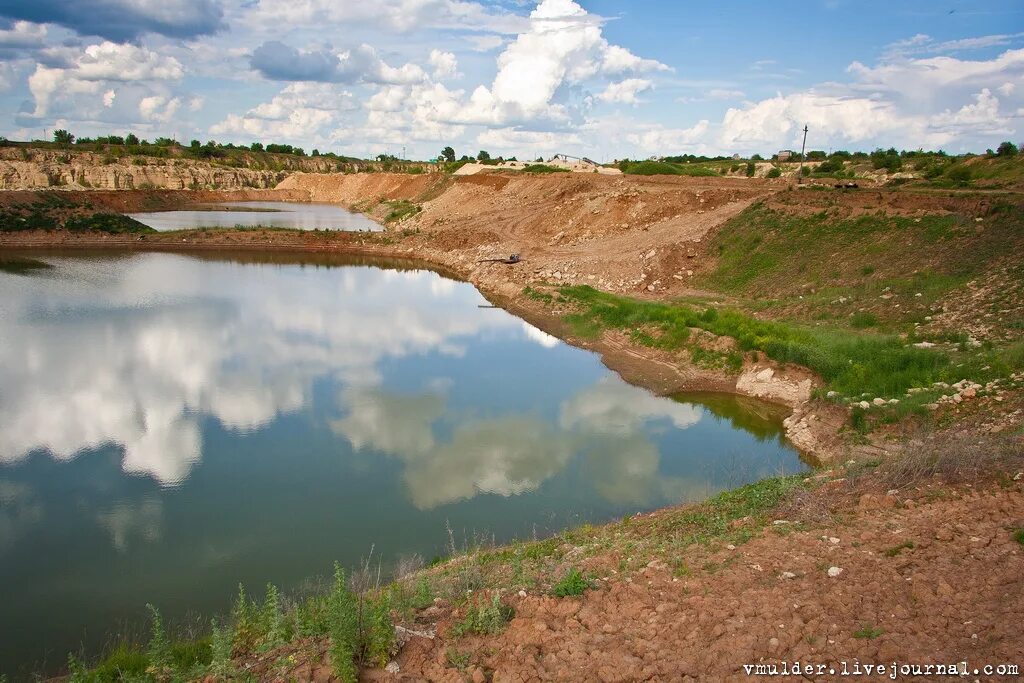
left=128, top=201, right=382, bottom=231
left=0, top=251, right=804, bottom=675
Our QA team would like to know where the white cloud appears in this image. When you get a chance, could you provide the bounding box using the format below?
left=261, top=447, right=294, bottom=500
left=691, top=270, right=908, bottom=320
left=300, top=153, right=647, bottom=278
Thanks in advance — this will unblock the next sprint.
left=457, top=0, right=669, bottom=125
left=211, top=82, right=356, bottom=141
left=139, top=95, right=181, bottom=122
left=627, top=120, right=711, bottom=154
left=476, top=127, right=581, bottom=156
left=246, top=0, right=528, bottom=35
left=27, top=42, right=183, bottom=117
left=102, top=89, right=115, bottom=107
left=429, top=49, right=458, bottom=80
left=596, top=78, right=653, bottom=104
left=719, top=48, right=1024, bottom=151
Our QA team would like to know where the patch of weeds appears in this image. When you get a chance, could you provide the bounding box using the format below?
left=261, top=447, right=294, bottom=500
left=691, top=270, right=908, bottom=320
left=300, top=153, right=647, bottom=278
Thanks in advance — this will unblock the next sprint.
left=522, top=286, right=554, bottom=303
left=853, top=624, right=884, bottom=639
left=850, top=311, right=879, bottom=329
left=554, top=285, right=965, bottom=405
left=446, top=648, right=472, bottom=669
left=383, top=200, right=421, bottom=223
left=883, top=541, right=915, bottom=557
left=1013, top=528, right=1024, bottom=546
left=551, top=568, right=593, bottom=597
left=452, top=593, right=514, bottom=636
left=327, top=563, right=396, bottom=682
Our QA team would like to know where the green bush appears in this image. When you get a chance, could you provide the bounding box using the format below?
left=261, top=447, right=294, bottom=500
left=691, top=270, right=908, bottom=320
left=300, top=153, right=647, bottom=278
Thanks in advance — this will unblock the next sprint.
left=552, top=568, right=592, bottom=597
left=745, top=162, right=756, bottom=177
left=945, top=165, right=972, bottom=186
left=452, top=593, right=514, bottom=636
left=766, top=167, right=781, bottom=179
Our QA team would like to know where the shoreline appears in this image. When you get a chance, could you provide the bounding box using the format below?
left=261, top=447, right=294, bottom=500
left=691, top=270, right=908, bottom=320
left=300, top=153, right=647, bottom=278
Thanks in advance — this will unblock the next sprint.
left=0, top=227, right=844, bottom=463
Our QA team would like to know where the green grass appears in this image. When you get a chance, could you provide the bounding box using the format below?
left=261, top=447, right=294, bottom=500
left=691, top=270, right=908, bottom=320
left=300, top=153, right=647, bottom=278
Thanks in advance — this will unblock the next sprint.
left=1014, top=528, right=1024, bottom=546
left=451, top=594, right=514, bottom=636
left=706, top=200, right=1023, bottom=302
left=551, top=568, right=592, bottom=597
left=853, top=624, right=884, bottom=639
left=620, top=161, right=719, bottom=176
left=522, top=163, right=569, bottom=174
left=382, top=200, right=421, bottom=223
left=883, top=541, right=915, bottom=557
left=553, top=285, right=970, bottom=399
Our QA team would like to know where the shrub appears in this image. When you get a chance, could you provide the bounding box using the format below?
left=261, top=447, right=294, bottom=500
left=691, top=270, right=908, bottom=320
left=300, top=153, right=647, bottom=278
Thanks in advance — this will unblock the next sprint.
left=146, top=604, right=172, bottom=677
left=452, top=593, right=514, bottom=636
left=945, top=165, right=972, bottom=186
left=745, top=161, right=756, bottom=177
left=850, top=311, right=879, bottom=329
left=996, top=141, right=1018, bottom=157
left=522, top=163, right=569, bottom=174
left=766, top=167, right=781, bottom=179
left=552, top=568, right=592, bottom=597
left=327, top=563, right=396, bottom=681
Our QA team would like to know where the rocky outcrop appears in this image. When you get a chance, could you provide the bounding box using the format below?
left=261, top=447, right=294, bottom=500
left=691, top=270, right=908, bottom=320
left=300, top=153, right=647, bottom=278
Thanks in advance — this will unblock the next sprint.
left=0, top=147, right=392, bottom=191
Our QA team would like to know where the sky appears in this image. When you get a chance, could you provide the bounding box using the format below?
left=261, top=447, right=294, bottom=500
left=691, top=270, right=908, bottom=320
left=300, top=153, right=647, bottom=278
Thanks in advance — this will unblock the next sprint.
left=0, top=0, right=1021, bottom=161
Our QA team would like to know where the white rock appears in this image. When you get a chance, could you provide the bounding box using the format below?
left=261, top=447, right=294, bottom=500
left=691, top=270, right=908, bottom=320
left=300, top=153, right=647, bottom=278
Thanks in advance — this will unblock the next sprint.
left=780, top=571, right=797, bottom=580
left=872, top=397, right=886, bottom=406
left=827, top=566, right=844, bottom=578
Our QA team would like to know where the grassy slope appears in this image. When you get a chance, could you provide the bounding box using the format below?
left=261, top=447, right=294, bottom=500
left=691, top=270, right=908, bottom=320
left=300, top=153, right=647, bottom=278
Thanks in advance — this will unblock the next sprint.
left=63, top=475, right=805, bottom=682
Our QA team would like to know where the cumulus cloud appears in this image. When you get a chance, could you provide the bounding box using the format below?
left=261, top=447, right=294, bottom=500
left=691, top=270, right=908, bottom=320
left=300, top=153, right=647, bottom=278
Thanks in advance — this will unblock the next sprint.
left=139, top=94, right=181, bottom=122
left=718, top=48, right=1024, bottom=151
left=596, top=78, right=653, bottom=104
left=0, top=0, right=223, bottom=42
left=0, top=20, right=46, bottom=60
left=211, top=82, right=356, bottom=141
left=456, top=0, right=669, bottom=125
left=27, top=41, right=183, bottom=117
left=429, top=49, right=458, bottom=80
left=246, top=0, right=527, bottom=35
left=250, top=41, right=426, bottom=85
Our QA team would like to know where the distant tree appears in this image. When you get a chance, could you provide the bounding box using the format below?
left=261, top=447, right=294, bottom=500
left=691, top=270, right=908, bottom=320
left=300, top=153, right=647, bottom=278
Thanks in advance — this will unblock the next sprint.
left=190, top=139, right=201, bottom=149
left=829, top=150, right=851, bottom=159
left=745, top=161, right=756, bottom=177
left=870, top=147, right=902, bottom=172
left=440, top=146, right=456, bottom=162
left=477, top=150, right=491, bottom=161
left=125, top=133, right=140, bottom=146
left=53, top=129, right=75, bottom=145
left=154, top=137, right=176, bottom=147
left=535, top=156, right=544, bottom=162
left=750, top=153, right=764, bottom=161
left=311, top=149, right=320, bottom=157
left=250, top=142, right=264, bottom=151
left=806, top=150, right=826, bottom=160
left=996, top=141, right=1018, bottom=157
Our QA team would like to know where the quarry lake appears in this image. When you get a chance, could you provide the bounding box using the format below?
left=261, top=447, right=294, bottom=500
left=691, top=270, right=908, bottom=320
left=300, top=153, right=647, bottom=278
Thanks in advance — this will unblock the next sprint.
left=127, top=201, right=383, bottom=231
left=0, top=251, right=804, bottom=674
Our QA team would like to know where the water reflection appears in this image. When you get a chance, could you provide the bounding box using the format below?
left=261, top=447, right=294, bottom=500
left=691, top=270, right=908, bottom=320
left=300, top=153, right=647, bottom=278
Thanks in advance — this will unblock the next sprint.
left=0, top=251, right=804, bottom=676
left=128, top=201, right=383, bottom=232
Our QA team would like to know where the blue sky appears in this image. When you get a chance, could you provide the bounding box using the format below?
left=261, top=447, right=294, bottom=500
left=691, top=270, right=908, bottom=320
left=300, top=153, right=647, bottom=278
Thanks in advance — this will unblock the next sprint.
left=0, top=0, right=1021, bottom=160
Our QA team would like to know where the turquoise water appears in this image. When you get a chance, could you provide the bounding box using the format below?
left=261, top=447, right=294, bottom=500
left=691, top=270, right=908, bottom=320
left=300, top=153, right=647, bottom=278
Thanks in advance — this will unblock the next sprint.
left=0, top=251, right=804, bottom=675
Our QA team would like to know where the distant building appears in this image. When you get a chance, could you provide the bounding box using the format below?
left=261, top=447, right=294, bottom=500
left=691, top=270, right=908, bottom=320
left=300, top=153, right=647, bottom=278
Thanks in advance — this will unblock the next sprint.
left=777, top=150, right=793, bottom=161
left=732, top=153, right=741, bottom=160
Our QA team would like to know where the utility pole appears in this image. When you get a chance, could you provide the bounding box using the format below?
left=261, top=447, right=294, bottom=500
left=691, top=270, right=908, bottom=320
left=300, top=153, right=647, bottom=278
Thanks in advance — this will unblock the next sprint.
left=797, top=124, right=808, bottom=184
